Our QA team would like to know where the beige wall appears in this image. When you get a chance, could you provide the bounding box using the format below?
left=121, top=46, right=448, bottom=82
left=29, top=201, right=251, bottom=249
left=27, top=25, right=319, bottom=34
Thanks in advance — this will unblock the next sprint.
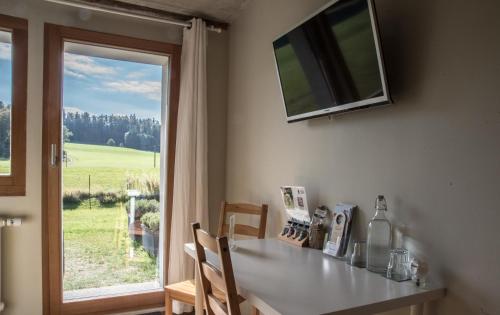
left=0, top=1, right=227, bottom=314
left=225, top=0, right=500, bottom=315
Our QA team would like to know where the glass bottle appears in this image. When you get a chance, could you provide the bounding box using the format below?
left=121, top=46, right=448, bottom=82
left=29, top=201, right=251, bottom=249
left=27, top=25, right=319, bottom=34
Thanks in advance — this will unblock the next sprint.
left=366, top=195, right=392, bottom=274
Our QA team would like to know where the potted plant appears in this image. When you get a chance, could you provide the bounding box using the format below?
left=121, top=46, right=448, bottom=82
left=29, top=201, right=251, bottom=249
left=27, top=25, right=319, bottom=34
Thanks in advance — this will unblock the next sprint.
left=126, top=198, right=159, bottom=242
left=126, top=199, right=160, bottom=220
left=140, top=212, right=160, bottom=257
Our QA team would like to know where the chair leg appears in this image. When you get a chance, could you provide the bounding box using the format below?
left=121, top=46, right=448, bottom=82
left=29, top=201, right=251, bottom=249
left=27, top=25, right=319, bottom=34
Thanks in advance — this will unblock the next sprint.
left=165, top=292, right=173, bottom=315
left=251, top=306, right=260, bottom=315
left=410, top=304, right=424, bottom=315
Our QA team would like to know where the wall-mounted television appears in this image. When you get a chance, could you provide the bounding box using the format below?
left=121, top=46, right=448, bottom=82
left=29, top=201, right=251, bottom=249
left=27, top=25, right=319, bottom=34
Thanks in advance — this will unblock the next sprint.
left=273, top=0, right=390, bottom=122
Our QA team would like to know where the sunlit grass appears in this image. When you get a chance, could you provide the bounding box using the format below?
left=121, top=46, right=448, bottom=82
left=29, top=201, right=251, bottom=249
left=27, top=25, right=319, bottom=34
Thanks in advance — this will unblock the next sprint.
left=0, top=158, right=10, bottom=174
left=63, top=143, right=160, bottom=192
left=63, top=201, right=158, bottom=291
left=62, top=143, right=160, bottom=291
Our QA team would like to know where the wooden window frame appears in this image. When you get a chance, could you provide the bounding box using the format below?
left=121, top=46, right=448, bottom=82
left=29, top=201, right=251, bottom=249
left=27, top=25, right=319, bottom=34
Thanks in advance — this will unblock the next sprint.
left=42, top=24, right=180, bottom=315
left=0, top=14, right=27, bottom=196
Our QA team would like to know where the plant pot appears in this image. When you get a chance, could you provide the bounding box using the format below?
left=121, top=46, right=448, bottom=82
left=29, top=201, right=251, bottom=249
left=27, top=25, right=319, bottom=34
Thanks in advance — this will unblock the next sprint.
left=141, top=224, right=159, bottom=257
left=128, top=219, right=143, bottom=243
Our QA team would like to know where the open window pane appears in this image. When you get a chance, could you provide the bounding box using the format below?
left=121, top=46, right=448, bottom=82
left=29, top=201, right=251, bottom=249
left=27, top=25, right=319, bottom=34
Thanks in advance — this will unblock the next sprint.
left=0, top=30, right=12, bottom=176
left=62, top=43, right=168, bottom=300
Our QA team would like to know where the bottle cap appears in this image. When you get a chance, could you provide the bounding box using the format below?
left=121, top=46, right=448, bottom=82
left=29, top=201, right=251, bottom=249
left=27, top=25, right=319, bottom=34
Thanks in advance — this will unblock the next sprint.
left=375, top=195, right=387, bottom=210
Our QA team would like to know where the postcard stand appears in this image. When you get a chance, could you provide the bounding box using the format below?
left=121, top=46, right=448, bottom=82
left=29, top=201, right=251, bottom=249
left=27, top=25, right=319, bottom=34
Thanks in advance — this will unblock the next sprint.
left=323, top=203, right=356, bottom=259
left=278, top=186, right=311, bottom=248
left=278, top=218, right=310, bottom=247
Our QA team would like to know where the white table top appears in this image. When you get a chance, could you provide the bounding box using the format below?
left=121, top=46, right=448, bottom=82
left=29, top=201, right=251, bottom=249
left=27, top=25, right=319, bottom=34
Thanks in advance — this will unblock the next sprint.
left=184, top=239, right=445, bottom=315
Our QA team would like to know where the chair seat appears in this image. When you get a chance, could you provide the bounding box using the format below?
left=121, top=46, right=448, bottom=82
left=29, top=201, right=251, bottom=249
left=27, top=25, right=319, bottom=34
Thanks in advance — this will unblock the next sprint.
left=165, top=279, right=197, bottom=305
left=165, top=279, right=245, bottom=307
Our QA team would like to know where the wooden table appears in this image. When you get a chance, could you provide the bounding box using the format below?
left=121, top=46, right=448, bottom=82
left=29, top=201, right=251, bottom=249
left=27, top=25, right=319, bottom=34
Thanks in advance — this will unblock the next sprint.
left=184, top=239, right=445, bottom=315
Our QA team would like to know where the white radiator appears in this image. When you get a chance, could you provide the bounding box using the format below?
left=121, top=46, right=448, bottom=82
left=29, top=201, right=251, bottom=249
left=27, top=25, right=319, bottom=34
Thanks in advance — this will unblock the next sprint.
left=0, top=217, right=22, bottom=312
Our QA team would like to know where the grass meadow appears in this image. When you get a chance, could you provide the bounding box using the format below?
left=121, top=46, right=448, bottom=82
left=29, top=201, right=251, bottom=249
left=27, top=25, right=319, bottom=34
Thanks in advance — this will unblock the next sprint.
left=63, top=143, right=160, bottom=291
left=63, top=200, right=157, bottom=291
left=0, top=158, right=10, bottom=174
left=63, top=142, right=160, bottom=192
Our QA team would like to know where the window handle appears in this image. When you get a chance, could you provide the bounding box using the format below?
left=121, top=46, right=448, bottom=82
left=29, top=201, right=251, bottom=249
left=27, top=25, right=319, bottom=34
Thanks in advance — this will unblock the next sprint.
left=50, top=144, right=58, bottom=167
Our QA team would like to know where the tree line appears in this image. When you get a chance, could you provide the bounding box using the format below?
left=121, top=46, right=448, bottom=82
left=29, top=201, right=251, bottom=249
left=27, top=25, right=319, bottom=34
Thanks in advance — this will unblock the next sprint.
left=64, top=111, right=161, bottom=152
left=0, top=102, right=10, bottom=159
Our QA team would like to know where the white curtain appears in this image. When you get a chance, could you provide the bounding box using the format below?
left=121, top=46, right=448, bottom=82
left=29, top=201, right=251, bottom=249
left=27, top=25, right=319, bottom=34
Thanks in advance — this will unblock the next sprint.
left=167, top=18, right=208, bottom=314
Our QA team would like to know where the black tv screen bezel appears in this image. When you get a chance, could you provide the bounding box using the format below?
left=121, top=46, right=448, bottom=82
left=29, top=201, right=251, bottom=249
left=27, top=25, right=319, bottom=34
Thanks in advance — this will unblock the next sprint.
left=272, top=0, right=391, bottom=123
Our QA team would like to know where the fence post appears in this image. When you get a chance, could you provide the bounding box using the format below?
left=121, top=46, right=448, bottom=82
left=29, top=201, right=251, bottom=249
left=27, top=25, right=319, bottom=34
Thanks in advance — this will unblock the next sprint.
left=88, top=174, right=91, bottom=210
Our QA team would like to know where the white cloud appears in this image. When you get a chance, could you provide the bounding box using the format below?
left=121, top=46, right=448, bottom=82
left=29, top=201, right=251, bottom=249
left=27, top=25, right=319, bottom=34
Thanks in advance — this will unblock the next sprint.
left=64, top=69, right=85, bottom=78
left=103, top=80, right=161, bottom=101
left=0, top=43, right=11, bottom=60
left=126, top=71, right=147, bottom=79
left=64, top=106, right=84, bottom=114
left=64, top=53, right=116, bottom=78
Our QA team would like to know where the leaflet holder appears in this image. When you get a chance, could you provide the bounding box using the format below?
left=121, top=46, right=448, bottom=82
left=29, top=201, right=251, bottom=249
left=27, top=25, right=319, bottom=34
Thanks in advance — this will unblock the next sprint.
left=278, top=186, right=310, bottom=247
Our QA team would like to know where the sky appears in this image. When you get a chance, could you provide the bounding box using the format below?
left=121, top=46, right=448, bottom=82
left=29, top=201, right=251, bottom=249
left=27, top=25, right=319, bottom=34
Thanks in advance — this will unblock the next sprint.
left=0, top=40, right=163, bottom=120
left=0, top=42, right=12, bottom=106
left=63, top=52, right=163, bottom=120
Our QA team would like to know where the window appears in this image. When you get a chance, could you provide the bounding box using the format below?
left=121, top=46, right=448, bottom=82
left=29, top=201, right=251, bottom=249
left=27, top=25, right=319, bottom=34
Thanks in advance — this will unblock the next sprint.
left=0, top=14, right=27, bottom=196
left=43, top=24, right=180, bottom=314
left=62, top=43, right=167, bottom=301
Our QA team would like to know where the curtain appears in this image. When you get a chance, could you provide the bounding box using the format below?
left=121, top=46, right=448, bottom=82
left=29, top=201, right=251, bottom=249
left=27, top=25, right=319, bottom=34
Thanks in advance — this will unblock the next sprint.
left=167, top=18, right=208, bottom=314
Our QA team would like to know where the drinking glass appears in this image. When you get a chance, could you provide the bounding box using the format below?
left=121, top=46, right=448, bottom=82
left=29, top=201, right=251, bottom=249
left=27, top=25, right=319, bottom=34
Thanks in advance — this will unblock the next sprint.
left=386, top=248, right=411, bottom=281
left=347, top=241, right=367, bottom=268
left=228, top=214, right=237, bottom=250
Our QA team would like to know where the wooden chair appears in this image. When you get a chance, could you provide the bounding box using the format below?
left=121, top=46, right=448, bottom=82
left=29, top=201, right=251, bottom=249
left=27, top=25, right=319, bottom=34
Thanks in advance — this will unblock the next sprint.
left=165, top=202, right=268, bottom=315
left=191, top=222, right=242, bottom=315
left=217, top=202, right=268, bottom=240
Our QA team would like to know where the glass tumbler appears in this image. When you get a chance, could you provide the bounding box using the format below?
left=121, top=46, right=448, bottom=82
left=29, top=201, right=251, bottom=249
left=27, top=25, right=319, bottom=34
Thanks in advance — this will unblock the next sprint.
left=348, top=241, right=367, bottom=268
left=228, top=214, right=237, bottom=250
left=386, top=248, right=411, bottom=281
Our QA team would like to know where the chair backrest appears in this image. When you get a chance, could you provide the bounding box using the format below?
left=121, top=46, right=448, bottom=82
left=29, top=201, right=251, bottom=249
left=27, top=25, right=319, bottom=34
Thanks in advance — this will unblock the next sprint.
left=191, top=222, right=241, bottom=315
left=217, top=202, right=268, bottom=239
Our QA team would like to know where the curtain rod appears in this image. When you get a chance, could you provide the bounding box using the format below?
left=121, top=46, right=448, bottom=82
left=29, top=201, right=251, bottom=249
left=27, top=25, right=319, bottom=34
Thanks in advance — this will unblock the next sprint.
left=45, top=0, right=224, bottom=33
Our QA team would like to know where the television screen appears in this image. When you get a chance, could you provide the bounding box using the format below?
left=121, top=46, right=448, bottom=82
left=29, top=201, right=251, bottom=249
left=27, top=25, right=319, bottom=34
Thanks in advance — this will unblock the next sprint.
left=273, top=0, right=390, bottom=122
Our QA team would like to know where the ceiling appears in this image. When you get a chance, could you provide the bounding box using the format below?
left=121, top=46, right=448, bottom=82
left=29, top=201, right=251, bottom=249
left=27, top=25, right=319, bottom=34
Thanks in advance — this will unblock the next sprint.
left=115, top=0, right=250, bottom=23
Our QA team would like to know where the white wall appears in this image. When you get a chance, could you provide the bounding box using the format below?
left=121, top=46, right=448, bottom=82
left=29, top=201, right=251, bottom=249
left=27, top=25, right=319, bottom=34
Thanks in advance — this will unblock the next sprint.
left=0, top=1, right=227, bottom=314
left=225, top=0, right=500, bottom=314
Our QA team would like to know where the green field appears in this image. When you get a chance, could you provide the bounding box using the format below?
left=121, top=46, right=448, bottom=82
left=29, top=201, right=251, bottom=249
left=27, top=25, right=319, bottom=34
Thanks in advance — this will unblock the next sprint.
left=63, top=142, right=160, bottom=192
left=62, top=143, right=160, bottom=291
left=0, top=158, right=10, bottom=174
left=63, top=201, right=157, bottom=291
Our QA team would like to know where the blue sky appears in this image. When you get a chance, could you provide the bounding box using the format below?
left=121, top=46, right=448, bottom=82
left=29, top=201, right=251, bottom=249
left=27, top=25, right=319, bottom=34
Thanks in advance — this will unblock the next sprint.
left=63, top=53, right=163, bottom=120
left=0, top=43, right=162, bottom=120
left=0, top=42, right=12, bottom=106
